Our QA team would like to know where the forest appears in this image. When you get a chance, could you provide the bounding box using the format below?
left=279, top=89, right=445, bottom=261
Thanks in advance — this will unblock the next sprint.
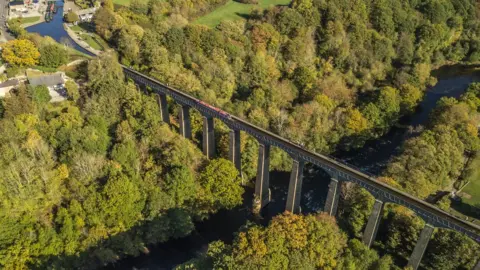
left=90, top=0, right=480, bottom=268
left=0, top=0, right=479, bottom=268
left=0, top=53, right=244, bottom=268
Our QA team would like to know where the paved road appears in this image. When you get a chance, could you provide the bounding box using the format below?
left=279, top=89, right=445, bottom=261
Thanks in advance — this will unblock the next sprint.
left=0, top=0, right=14, bottom=42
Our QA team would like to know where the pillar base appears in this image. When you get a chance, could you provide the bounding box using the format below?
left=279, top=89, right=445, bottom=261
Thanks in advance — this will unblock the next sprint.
left=407, top=224, right=434, bottom=270
left=324, top=177, right=341, bottom=216
left=179, top=105, right=191, bottom=139
left=202, top=116, right=215, bottom=159
left=254, top=143, right=270, bottom=210
left=286, top=159, right=305, bottom=213
left=362, top=199, right=384, bottom=247
left=229, top=129, right=241, bottom=173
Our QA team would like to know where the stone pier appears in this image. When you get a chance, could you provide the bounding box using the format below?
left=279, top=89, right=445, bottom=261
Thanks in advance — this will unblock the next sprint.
left=178, top=105, right=191, bottom=139
left=254, top=143, right=270, bottom=211
left=407, top=223, right=434, bottom=270
left=202, top=116, right=215, bottom=159
left=324, top=177, right=341, bottom=216
left=362, top=199, right=384, bottom=247
left=285, top=159, right=305, bottom=213
left=157, top=93, right=169, bottom=124
left=229, top=129, right=241, bottom=173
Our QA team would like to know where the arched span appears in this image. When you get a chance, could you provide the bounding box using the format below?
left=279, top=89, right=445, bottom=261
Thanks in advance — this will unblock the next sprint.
left=122, top=66, right=480, bottom=243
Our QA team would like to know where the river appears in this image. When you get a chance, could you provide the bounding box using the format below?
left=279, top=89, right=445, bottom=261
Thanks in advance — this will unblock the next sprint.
left=101, top=66, right=480, bottom=269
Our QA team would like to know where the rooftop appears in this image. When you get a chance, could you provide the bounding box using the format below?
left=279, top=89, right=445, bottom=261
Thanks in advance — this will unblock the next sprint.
left=9, top=1, right=24, bottom=6
left=0, top=79, right=19, bottom=88
left=28, top=73, right=65, bottom=87
left=77, top=7, right=97, bottom=15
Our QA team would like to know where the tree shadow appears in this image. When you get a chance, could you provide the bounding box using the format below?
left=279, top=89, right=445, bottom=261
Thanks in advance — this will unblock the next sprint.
left=449, top=198, right=480, bottom=222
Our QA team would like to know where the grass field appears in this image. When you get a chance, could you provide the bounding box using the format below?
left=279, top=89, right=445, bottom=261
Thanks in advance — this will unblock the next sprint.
left=113, top=0, right=134, bottom=6
left=194, top=0, right=291, bottom=27
left=460, top=154, right=480, bottom=206
left=19, top=16, right=41, bottom=25
left=79, top=33, right=103, bottom=50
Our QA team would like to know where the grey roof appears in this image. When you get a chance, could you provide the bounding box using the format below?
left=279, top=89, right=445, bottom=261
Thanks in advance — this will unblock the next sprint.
left=0, top=79, right=19, bottom=88
left=28, top=73, right=65, bottom=87
left=77, top=7, right=97, bottom=15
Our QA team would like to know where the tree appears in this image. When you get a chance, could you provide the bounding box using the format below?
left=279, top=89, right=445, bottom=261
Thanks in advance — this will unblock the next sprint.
left=198, top=158, right=244, bottom=210
left=65, top=11, right=80, bottom=23
left=65, top=80, right=80, bottom=101
left=39, top=44, right=68, bottom=68
left=1, top=39, right=40, bottom=66
left=182, top=213, right=347, bottom=269
left=29, top=85, right=51, bottom=104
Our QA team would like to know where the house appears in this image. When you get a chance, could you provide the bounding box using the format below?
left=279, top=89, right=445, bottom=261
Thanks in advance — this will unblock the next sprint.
left=9, top=1, right=26, bottom=12
left=27, top=72, right=68, bottom=102
left=77, top=7, right=97, bottom=22
left=0, top=79, right=19, bottom=97
left=28, top=72, right=65, bottom=90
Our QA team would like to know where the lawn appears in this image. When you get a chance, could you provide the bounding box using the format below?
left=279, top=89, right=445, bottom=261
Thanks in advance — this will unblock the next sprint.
left=460, top=154, right=480, bottom=207
left=194, top=0, right=291, bottom=27
left=79, top=33, right=103, bottom=50
left=19, top=16, right=41, bottom=25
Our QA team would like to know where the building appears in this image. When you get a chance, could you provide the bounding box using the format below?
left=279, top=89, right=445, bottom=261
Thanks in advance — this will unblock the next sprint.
left=9, top=1, right=26, bottom=12
left=77, top=7, right=97, bottom=22
left=28, top=72, right=65, bottom=90
left=0, top=79, right=19, bottom=97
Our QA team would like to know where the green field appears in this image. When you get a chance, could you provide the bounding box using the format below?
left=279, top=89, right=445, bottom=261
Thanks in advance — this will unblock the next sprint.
left=113, top=0, right=133, bottom=6
left=460, top=154, right=480, bottom=206
left=19, top=16, right=41, bottom=25
left=194, top=0, right=291, bottom=27
left=79, top=33, right=103, bottom=50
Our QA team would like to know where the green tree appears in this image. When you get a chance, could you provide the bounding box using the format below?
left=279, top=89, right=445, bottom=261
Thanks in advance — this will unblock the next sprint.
left=65, top=80, right=80, bottom=101
left=29, top=85, right=51, bottom=104
left=198, top=158, right=244, bottom=210
left=39, top=44, right=68, bottom=68
left=65, top=11, right=80, bottom=23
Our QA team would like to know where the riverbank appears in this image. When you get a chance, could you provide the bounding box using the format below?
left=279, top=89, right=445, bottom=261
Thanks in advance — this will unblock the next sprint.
left=21, top=16, right=45, bottom=28
left=63, top=23, right=101, bottom=56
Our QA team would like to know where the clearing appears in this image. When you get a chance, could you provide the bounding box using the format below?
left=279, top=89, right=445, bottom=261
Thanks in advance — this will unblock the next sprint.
left=194, top=0, right=291, bottom=28
left=460, top=154, right=480, bottom=207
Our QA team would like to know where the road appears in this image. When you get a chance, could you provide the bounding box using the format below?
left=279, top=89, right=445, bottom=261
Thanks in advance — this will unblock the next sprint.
left=0, top=0, right=14, bottom=42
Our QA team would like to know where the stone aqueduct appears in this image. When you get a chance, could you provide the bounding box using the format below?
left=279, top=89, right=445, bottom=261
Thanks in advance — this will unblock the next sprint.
left=122, top=66, right=480, bottom=270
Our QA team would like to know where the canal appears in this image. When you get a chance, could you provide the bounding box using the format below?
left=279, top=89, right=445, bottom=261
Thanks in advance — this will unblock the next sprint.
left=25, top=2, right=94, bottom=56
left=105, top=66, right=480, bottom=269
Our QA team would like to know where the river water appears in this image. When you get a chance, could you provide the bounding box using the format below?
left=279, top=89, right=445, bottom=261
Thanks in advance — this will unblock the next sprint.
left=23, top=14, right=480, bottom=268
left=103, top=66, right=480, bottom=269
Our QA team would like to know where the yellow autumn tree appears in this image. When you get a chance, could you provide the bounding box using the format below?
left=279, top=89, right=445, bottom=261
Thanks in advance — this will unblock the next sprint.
left=1, top=39, right=40, bottom=67
left=344, top=107, right=369, bottom=135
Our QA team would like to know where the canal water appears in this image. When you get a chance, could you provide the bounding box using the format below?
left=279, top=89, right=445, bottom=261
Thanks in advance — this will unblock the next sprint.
left=105, top=66, right=480, bottom=269
left=25, top=3, right=94, bottom=56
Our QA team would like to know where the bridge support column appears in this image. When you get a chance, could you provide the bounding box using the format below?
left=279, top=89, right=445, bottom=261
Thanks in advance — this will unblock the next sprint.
left=157, top=94, right=169, bottom=124
left=254, top=143, right=270, bottom=212
left=285, top=159, right=304, bottom=213
left=179, top=105, right=191, bottom=139
left=362, top=199, right=384, bottom=247
left=202, top=116, right=215, bottom=159
left=407, top=223, right=434, bottom=270
left=229, top=129, right=241, bottom=173
left=324, top=177, right=341, bottom=216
